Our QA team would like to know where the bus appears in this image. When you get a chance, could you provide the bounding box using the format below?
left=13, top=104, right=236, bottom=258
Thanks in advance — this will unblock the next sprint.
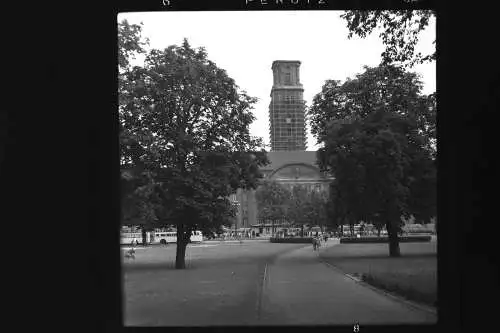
left=152, top=230, right=203, bottom=244
left=338, top=224, right=385, bottom=237
left=120, top=228, right=154, bottom=245
left=120, top=227, right=203, bottom=245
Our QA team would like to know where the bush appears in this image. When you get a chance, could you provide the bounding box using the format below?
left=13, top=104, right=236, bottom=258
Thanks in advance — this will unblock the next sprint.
left=270, top=237, right=313, bottom=243
left=340, top=236, right=431, bottom=244
left=405, top=230, right=434, bottom=234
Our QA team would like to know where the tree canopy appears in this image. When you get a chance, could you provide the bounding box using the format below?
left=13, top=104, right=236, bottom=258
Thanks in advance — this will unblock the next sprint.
left=118, top=20, right=269, bottom=268
left=118, top=19, right=149, bottom=71
left=308, top=64, right=436, bottom=159
left=255, top=180, right=291, bottom=229
left=255, top=182, right=329, bottom=236
left=119, top=20, right=158, bottom=237
left=341, top=10, right=436, bottom=68
left=311, top=64, right=436, bottom=257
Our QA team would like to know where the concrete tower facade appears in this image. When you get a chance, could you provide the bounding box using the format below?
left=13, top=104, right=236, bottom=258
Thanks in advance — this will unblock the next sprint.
left=269, top=61, right=307, bottom=151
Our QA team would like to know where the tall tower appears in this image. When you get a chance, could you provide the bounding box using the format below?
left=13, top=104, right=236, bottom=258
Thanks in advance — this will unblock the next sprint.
left=269, top=60, right=307, bottom=151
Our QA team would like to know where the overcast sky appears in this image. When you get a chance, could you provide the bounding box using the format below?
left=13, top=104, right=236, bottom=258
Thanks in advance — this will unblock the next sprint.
left=119, top=11, right=436, bottom=151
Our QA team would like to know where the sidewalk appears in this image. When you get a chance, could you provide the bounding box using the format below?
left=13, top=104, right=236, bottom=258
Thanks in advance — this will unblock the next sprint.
left=259, top=242, right=437, bottom=325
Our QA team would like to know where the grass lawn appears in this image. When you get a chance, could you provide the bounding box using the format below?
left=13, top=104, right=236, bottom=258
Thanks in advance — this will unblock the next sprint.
left=320, top=241, right=437, bottom=307
left=122, top=242, right=306, bottom=326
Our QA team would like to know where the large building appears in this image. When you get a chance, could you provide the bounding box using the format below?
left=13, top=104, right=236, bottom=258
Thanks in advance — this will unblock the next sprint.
left=229, top=61, right=334, bottom=236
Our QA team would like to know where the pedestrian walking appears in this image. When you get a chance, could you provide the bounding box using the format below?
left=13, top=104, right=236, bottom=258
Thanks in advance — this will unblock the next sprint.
left=125, top=246, right=135, bottom=260
left=316, top=236, right=321, bottom=250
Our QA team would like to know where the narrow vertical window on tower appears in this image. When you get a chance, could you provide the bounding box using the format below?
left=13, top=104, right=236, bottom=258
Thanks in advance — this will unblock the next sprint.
left=285, top=72, right=291, bottom=85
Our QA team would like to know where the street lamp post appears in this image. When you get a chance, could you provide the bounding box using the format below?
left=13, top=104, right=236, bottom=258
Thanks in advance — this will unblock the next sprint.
left=228, top=193, right=241, bottom=239
left=233, top=201, right=240, bottom=238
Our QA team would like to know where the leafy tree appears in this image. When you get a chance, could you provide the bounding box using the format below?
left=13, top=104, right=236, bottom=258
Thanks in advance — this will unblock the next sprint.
left=255, top=180, right=290, bottom=236
left=303, top=188, right=329, bottom=231
left=118, top=19, right=159, bottom=244
left=121, top=170, right=162, bottom=244
left=325, top=179, right=359, bottom=237
left=319, top=108, right=435, bottom=256
left=118, top=19, right=149, bottom=147
left=341, top=10, right=435, bottom=68
left=280, top=185, right=329, bottom=237
left=118, top=19, right=149, bottom=71
left=323, top=186, right=338, bottom=234
left=120, top=38, right=269, bottom=268
left=312, top=64, right=436, bottom=257
left=118, top=19, right=148, bottom=182
left=287, top=185, right=315, bottom=236
left=308, top=64, right=436, bottom=157
left=286, top=185, right=308, bottom=229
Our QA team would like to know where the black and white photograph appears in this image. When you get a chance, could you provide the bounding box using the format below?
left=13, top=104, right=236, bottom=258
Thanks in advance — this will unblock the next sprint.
left=118, top=9, right=437, bottom=326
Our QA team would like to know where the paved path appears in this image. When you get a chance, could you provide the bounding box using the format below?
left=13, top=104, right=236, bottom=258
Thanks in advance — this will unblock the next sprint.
left=124, top=239, right=436, bottom=325
left=258, top=239, right=436, bottom=325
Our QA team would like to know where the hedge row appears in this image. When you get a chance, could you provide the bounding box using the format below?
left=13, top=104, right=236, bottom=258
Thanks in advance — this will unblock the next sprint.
left=404, top=230, right=434, bottom=234
left=340, top=236, right=431, bottom=244
left=270, top=237, right=313, bottom=244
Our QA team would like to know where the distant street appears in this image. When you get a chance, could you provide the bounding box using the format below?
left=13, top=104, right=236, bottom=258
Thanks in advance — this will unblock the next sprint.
left=123, top=240, right=437, bottom=326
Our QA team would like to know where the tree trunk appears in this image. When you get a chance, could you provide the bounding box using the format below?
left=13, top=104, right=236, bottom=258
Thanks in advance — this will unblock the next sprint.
left=141, top=227, right=147, bottom=246
left=175, top=240, right=188, bottom=269
left=175, top=226, right=189, bottom=269
left=386, top=221, right=401, bottom=257
left=301, top=224, right=304, bottom=237
left=377, top=227, right=381, bottom=237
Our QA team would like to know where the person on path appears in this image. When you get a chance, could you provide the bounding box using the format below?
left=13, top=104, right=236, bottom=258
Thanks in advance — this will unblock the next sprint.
left=316, top=236, right=321, bottom=250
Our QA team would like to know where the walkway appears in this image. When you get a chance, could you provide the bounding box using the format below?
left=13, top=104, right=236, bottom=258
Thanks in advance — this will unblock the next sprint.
left=258, top=239, right=437, bottom=325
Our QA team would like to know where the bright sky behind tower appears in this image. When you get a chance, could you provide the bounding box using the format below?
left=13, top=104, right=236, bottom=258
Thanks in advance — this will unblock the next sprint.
left=119, top=11, right=436, bottom=151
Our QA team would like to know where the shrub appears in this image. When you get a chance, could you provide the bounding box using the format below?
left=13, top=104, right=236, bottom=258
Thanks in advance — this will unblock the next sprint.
left=340, top=236, right=431, bottom=244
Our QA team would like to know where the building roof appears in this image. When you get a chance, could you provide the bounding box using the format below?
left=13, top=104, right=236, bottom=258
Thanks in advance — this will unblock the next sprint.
left=272, top=60, right=301, bottom=67
left=261, top=150, right=320, bottom=171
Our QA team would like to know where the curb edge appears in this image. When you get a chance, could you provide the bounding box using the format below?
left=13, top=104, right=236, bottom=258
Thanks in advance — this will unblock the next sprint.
left=319, top=259, right=438, bottom=316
